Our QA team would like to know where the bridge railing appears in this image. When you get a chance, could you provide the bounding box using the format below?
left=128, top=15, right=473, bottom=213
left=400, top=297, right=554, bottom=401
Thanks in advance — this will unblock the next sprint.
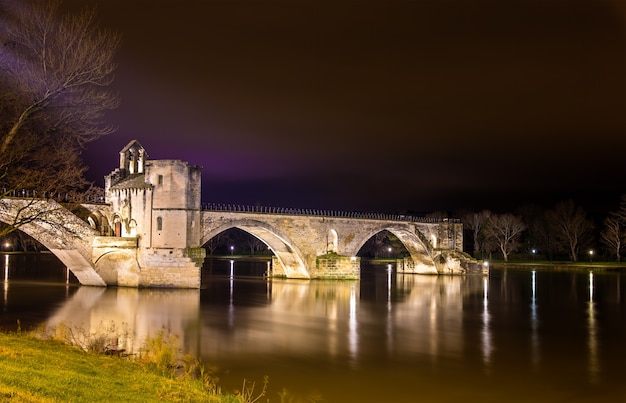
left=201, top=203, right=460, bottom=223
left=1, top=189, right=106, bottom=204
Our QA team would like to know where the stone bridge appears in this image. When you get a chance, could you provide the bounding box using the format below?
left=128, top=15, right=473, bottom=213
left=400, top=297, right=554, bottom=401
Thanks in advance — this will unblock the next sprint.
left=0, top=197, right=484, bottom=287
left=0, top=140, right=485, bottom=288
left=201, top=204, right=482, bottom=279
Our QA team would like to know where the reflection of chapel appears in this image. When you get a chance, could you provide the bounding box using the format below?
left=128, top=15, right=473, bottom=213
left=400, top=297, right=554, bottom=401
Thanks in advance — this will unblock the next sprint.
left=104, top=140, right=202, bottom=249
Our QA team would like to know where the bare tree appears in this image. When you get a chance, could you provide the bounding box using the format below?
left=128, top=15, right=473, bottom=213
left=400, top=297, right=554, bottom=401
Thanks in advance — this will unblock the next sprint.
left=614, top=194, right=626, bottom=224
left=484, top=213, right=526, bottom=261
left=546, top=200, right=594, bottom=262
left=0, top=0, right=120, bottom=237
left=599, top=195, right=626, bottom=262
left=600, top=215, right=623, bottom=262
left=461, top=210, right=491, bottom=257
left=0, top=0, right=120, bottom=153
left=205, top=232, right=229, bottom=256
left=245, top=235, right=267, bottom=255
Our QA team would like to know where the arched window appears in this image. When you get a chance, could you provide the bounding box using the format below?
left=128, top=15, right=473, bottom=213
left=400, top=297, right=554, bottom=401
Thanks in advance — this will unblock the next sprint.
left=129, top=220, right=137, bottom=237
left=157, top=216, right=163, bottom=231
left=327, top=229, right=338, bottom=253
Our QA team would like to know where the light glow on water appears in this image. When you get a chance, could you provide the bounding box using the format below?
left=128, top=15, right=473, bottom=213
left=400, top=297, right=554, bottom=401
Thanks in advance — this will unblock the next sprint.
left=530, top=270, right=539, bottom=368
left=349, top=283, right=358, bottom=363
left=482, top=275, right=492, bottom=367
left=588, top=271, right=598, bottom=384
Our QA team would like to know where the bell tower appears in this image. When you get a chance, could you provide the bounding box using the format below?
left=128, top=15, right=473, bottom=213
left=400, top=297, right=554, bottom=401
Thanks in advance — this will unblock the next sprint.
left=119, top=140, right=146, bottom=174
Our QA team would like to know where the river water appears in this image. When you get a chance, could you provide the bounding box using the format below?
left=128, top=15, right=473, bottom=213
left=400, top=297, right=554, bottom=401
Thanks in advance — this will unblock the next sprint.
left=1, top=253, right=625, bottom=402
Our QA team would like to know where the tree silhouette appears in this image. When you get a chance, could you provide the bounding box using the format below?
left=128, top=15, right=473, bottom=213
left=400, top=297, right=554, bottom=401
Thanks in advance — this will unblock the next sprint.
left=0, top=0, right=120, bottom=237
left=547, top=200, right=594, bottom=262
left=484, top=213, right=526, bottom=261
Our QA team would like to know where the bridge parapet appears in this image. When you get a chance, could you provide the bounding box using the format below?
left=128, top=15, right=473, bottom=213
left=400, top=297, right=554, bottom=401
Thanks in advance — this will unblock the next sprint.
left=202, top=203, right=458, bottom=224
left=2, top=188, right=106, bottom=204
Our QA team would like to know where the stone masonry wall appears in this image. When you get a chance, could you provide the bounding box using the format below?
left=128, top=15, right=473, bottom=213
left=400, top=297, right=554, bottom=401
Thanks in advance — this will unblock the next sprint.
left=313, top=254, right=360, bottom=279
left=137, top=248, right=204, bottom=288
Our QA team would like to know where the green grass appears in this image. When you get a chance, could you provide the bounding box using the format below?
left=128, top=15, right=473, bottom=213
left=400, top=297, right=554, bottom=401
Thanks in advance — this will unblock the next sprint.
left=0, top=331, right=236, bottom=402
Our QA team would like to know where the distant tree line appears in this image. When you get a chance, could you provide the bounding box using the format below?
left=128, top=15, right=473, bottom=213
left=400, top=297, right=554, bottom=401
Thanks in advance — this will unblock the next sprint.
left=460, top=196, right=626, bottom=262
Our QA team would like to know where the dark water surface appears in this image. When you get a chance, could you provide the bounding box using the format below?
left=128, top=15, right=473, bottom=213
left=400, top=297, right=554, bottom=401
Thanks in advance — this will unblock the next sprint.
left=1, top=254, right=625, bottom=402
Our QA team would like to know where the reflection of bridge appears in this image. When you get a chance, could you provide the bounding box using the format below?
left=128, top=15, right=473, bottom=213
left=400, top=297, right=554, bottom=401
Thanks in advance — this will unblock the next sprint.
left=0, top=140, right=485, bottom=288
left=43, top=273, right=486, bottom=362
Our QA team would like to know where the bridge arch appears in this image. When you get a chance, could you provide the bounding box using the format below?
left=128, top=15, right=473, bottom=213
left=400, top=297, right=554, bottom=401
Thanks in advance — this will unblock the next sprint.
left=85, top=209, right=113, bottom=236
left=201, top=219, right=310, bottom=279
left=92, top=249, right=140, bottom=286
left=0, top=199, right=106, bottom=285
left=350, top=223, right=438, bottom=274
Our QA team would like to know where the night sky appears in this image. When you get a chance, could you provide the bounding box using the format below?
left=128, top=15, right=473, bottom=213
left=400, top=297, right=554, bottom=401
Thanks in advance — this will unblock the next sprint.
left=72, top=0, right=625, bottom=216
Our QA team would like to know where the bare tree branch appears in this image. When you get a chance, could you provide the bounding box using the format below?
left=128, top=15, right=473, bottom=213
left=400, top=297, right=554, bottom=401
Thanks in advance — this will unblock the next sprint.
left=484, top=213, right=526, bottom=261
left=546, top=200, right=594, bottom=262
left=0, top=0, right=120, bottom=235
left=0, top=0, right=120, bottom=154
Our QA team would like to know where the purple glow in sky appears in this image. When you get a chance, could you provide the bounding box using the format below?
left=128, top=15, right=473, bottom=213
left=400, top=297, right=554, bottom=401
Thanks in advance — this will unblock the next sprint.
left=73, top=0, right=625, bottom=215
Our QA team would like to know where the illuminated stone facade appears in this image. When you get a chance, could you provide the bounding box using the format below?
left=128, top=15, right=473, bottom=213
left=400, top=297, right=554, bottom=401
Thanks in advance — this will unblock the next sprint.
left=101, top=140, right=205, bottom=288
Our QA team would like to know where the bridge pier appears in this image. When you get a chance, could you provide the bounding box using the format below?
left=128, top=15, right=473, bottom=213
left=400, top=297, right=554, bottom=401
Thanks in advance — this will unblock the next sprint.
left=313, top=254, right=360, bottom=279
left=92, top=237, right=205, bottom=288
left=269, top=254, right=360, bottom=280
left=136, top=247, right=205, bottom=288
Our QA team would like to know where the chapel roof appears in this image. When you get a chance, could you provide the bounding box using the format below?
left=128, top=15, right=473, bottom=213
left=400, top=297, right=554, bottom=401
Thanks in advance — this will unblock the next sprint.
left=109, top=173, right=151, bottom=190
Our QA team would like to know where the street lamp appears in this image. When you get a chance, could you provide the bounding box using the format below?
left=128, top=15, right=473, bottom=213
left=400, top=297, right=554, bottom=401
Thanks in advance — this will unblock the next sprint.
left=589, top=249, right=594, bottom=262
left=387, top=246, right=392, bottom=258
left=531, top=249, right=536, bottom=261
left=230, top=245, right=234, bottom=256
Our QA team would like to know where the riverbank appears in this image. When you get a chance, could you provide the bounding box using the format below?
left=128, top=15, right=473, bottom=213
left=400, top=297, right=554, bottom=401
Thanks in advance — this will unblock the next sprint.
left=0, top=332, right=239, bottom=402
left=488, top=261, right=626, bottom=272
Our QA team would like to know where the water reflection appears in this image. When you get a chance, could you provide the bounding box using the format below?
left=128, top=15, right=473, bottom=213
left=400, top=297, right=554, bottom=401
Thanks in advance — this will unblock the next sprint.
left=482, top=276, right=492, bottom=368
left=46, top=287, right=200, bottom=355
left=587, top=272, right=599, bottom=384
left=40, top=265, right=486, bottom=367
left=530, top=270, right=539, bottom=368
left=3, top=256, right=625, bottom=402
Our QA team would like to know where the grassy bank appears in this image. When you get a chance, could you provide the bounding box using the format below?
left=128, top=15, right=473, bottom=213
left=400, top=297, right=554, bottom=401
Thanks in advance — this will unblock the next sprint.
left=0, top=331, right=243, bottom=402
left=488, top=261, right=626, bottom=271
